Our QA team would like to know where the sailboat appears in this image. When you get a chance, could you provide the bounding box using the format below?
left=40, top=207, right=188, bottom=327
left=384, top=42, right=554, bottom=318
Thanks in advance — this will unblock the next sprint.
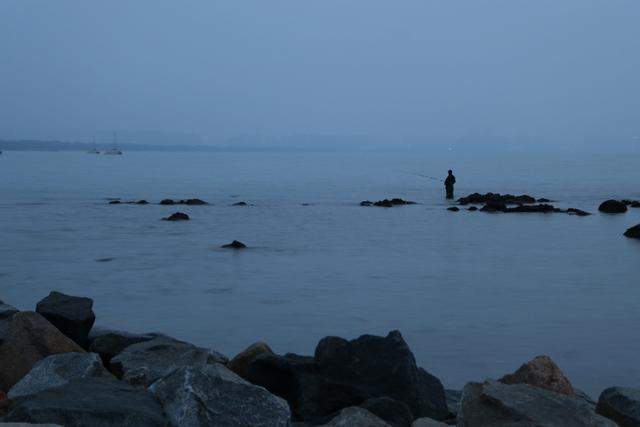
left=103, top=132, right=123, bottom=155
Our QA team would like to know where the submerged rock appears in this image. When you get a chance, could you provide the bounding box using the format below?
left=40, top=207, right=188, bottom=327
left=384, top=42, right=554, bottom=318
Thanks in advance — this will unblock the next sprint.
left=35, top=291, right=95, bottom=348
left=506, top=203, right=559, bottom=213
left=228, top=342, right=274, bottom=380
left=599, top=200, right=628, bottom=214
left=459, top=380, right=614, bottom=427
left=149, top=364, right=291, bottom=427
left=159, top=199, right=175, bottom=205
left=467, top=206, right=478, bottom=212
left=624, top=224, right=640, bottom=239
left=458, top=193, right=537, bottom=206
left=499, top=355, right=574, bottom=395
left=3, top=377, right=167, bottom=426
left=360, top=201, right=373, bottom=206
left=480, top=200, right=507, bottom=212
left=0, top=312, right=84, bottom=391
left=88, top=328, right=158, bottom=366
left=446, top=207, right=460, bottom=212
left=362, top=199, right=417, bottom=208
left=567, top=208, right=591, bottom=216
left=162, top=212, right=190, bottom=221
left=222, top=240, right=247, bottom=249
left=319, top=407, right=390, bottom=427
left=232, top=201, right=248, bottom=206
left=110, top=335, right=228, bottom=387
left=160, top=198, right=208, bottom=206
left=596, top=386, right=640, bottom=427
left=8, top=352, right=112, bottom=399
left=248, top=330, right=448, bottom=422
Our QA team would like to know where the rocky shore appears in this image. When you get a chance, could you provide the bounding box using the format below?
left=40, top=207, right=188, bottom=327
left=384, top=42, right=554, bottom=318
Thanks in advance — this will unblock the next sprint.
left=1, top=292, right=639, bottom=426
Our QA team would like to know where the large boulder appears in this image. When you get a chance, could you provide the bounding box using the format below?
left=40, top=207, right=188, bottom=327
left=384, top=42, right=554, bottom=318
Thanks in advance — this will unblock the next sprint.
left=499, top=355, right=574, bottom=395
left=88, top=328, right=158, bottom=366
left=599, top=200, right=628, bottom=214
left=0, top=300, right=18, bottom=321
left=0, top=312, right=84, bottom=391
left=359, top=397, right=413, bottom=427
left=149, top=364, right=291, bottom=427
left=459, top=380, right=615, bottom=426
left=2, top=377, right=167, bottom=426
left=624, top=224, right=640, bottom=239
left=248, top=331, right=448, bottom=422
left=110, top=336, right=228, bottom=387
left=319, top=407, right=390, bottom=427
left=228, top=342, right=274, bottom=380
left=8, top=352, right=113, bottom=398
left=35, top=291, right=95, bottom=348
left=596, top=387, right=640, bottom=427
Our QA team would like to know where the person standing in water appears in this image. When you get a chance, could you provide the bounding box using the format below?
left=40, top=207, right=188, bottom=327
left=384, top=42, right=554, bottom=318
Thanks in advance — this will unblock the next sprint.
left=444, top=170, right=456, bottom=199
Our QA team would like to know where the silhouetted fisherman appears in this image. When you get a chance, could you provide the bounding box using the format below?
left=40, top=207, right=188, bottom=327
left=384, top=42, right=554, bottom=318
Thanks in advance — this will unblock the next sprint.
left=444, top=170, right=456, bottom=199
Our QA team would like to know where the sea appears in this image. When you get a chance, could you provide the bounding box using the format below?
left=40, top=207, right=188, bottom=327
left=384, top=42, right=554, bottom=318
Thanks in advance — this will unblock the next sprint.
left=1, top=146, right=639, bottom=397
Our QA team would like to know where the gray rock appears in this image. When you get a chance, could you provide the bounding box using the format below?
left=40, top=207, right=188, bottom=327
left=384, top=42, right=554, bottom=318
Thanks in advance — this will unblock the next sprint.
left=2, top=377, right=168, bottom=426
left=35, top=292, right=95, bottom=348
left=575, top=388, right=597, bottom=410
left=8, top=352, right=113, bottom=398
left=411, top=418, right=448, bottom=427
left=88, top=328, right=158, bottom=366
left=459, top=380, right=616, bottom=427
left=0, top=300, right=18, bottom=320
left=110, top=336, right=228, bottom=387
left=444, top=389, right=461, bottom=416
left=149, top=364, right=291, bottom=427
left=360, top=397, right=413, bottom=427
left=319, top=407, right=391, bottom=427
left=596, top=386, right=640, bottom=427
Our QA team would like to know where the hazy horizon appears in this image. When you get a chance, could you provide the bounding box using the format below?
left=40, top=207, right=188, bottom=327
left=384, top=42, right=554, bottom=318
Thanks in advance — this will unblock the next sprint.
left=1, top=1, right=639, bottom=147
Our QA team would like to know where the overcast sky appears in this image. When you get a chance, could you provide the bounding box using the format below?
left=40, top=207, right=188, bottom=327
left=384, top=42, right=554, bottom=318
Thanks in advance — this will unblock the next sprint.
left=1, top=1, right=639, bottom=146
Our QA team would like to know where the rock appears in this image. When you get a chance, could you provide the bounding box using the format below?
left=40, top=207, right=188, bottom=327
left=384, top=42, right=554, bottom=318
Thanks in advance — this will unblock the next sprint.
left=35, top=291, right=95, bottom=348
left=110, top=335, right=228, bottom=387
left=88, top=329, right=158, bottom=367
left=182, top=198, right=207, bottom=205
left=360, top=397, right=413, bottom=427
left=411, top=418, right=448, bottom=427
left=232, top=201, right=248, bottom=206
left=599, top=200, right=628, bottom=214
left=480, top=200, right=507, bottom=212
left=2, top=377, right=167, bottom=426
left=319, top=407, right=391, bottom=427
left=467, top=206, right=478, bottom=211
left=458, top=193, right=537, bottom=206
left=446, top=207, right=459, bottom=212
left=632, top=201, right=640, bottom=208
left=365, top=199, right=417, bottom=207
left=136, top=200, right=149, bottom=205
left=459, top=380, right=615, bottom=426
left=538, top=198, right=552, bottom=203
left=0, top=423, right=62, bottom=426
left=575, top=389, right=597, bottom=410
left=624, top=224, right=640, bottom=239
left=360, top=201, right=373, bottom=206
left=159, top=199, right=175, bottom=205
left=8, top=352, right=113, bottom=398
left=162, top=212, right=189, bottom=221
left=499, top=355, right=574, bottom=395
left=108, top=200, right=122, bottom=204
left=0, top=312, right=84, bottom=391
left=596, top=386, right=640, bottom=427
left=149, top=364, right=291, bottom=427
left=221, top=240, right=247, bottom=249
left=567, top=208, right=591, bottom=216
left=506, top=203, right=559, bottom=213
left=444, top=389, right=461, bottom=416
left=248, top=331, right=448, bottom=422
left=0, top=300, right=18, bottom=320
left=228, top=342, right=274, bottom=380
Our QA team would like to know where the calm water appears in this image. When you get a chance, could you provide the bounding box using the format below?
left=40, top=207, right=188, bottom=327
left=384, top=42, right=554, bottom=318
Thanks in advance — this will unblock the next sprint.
left=1, top=148, right=639, bottom=397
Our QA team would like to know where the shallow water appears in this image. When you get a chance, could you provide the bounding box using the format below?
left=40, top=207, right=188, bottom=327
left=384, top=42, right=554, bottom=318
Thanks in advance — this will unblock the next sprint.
left=1, top=148, right=639, bottom=397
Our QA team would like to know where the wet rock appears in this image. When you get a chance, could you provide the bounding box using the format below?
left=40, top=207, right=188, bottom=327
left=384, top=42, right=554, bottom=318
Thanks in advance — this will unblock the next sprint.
left=228, top=342, right=274, bottom=380
left=162, top=212, right=189, bottom=221
left=8, top=352, right=113, bottom=399
left=538, top=198, right=552, bottom=203
left=411, top=418, right=448, bottom=427
left=624, top=224, right=640, bottom=239
left=599, top=200, right=628, bottom=214
left=232, top=201, right=248, bottom=206
left=459, top=380, right=615, bottom=427
left=88, top=329, right=158, bottom=367
left=360, top=201, right=373, bottom=206
left=458, top=193, right=537, bottom=205
left=248, top=330, right=448, bottom=422
left=2, top=377, right=167, bottom=426
left=108, top=200, right=122, bottom=204
left=567, top=208, right=591, bottom=216
left=360, top=397, right=413, bottom=427
left=136, top=200, right=149, bottom=205
left=319, top=407, right=390, bottom=427
left=183, top=198, right=207, bottom=205
left=222, top=240, right=247, bottom=249
left=467, top=206, right=478, bottom=211
left=480, top=200, right=507, bottom=212
left=35, top=291, right=95, bottom=348
left=110, top=335, right=228, bottom=387
left=444, top=389, right=461, bottom=416
left=363, top=199, right=416, bottom=207
left=446, top=207, right=459, bottom=212
left=149, top=364, right=291, bottom=427
left=159, top=199, right=174, bottom=205
left=506, top=203, right=559, bottom=213
left=596, top=386, right=640, bottom=427
left=499, top=355, right=574, bottom=395
left=0, top=312, right=84, bottom=391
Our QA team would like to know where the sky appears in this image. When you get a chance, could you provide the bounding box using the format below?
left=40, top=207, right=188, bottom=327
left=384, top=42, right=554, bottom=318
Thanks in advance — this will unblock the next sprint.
left=1, top=1, right=639, bottom=146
